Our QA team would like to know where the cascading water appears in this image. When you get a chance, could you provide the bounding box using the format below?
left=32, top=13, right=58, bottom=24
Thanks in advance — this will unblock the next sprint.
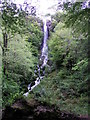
left=41, top=19, right=48, bottom=67
left=24, top=19, right=49, bottom=97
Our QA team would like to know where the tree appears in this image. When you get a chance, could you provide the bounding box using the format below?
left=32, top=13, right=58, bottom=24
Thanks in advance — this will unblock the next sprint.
left=48, top=2, right=88, bottom=97
left=48, top=21, right=73, bottom=69
left=64, top=2, right=89, bottom=35
left=0, top=1, right=43, bottom=106
left=0, top=0, right=27, bottom=76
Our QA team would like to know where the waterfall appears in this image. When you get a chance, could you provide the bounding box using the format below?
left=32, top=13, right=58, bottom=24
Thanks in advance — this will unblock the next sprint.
left=24, top=19, right=49, bottom=97
left=41, top=19, right=48, bottom=67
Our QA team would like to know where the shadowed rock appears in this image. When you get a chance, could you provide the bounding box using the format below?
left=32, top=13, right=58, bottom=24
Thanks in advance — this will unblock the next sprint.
left=2, top=99, right=88, bottom=120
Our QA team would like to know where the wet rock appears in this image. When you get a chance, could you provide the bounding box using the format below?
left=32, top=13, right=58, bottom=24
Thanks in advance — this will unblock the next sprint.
left=46, top=20, right=52, bottom=30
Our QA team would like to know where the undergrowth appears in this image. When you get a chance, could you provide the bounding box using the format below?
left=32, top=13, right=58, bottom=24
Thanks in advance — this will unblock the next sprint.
left=28, top=69, right=88, bottom=116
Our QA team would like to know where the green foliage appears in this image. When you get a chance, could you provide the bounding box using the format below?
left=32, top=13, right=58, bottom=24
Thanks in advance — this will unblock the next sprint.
left=2, top=77, right=21, bottom=106
left=64, top=2, right=89, bottom=36
left=2, top=16, right=43, bottom=106
left=26, top=17, right=43, bottom=51
left=51, top=12, right=65, bottom=31
left=51, top=12, right=65, bottom=23
left=0, top=30, right=2, bottom=109
left=30, top=6, right=88, bottom=116
left=1, top=0, right=26, bottom=34
left=72, top=58, right=88, bottom=72
left=5, top=34, right=36, bottom=86
left=1, top=0, right=43, bottom=107
left=30, top=71, right=88, bottom=115
left=48, top=22, right=73, bottom=68
left=1, top=1, right=88, bottom=116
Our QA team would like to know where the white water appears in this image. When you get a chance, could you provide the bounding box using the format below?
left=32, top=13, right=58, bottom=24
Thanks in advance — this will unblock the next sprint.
left=24, top=19, right=48, bottom=97
left=41, top=19, right=48, bottom=67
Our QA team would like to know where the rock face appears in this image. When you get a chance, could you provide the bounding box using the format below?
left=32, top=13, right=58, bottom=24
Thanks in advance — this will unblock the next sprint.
left=46, top=20, right=52, bottom=37
left=46, top=20, right=52, bottom=29
left=2, top=99, right=88, bottom=120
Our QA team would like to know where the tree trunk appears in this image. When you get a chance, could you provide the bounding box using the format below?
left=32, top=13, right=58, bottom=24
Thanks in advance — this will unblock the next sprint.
left=2, top=32, right=8, bottom=76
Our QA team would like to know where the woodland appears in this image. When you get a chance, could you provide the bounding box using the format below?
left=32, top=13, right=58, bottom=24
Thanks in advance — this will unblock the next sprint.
left=0, top=0, right=89, bottom=120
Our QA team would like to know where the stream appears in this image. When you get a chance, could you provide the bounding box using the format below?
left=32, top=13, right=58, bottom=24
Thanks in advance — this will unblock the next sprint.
left=24, top=18, right=49, bottom=97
